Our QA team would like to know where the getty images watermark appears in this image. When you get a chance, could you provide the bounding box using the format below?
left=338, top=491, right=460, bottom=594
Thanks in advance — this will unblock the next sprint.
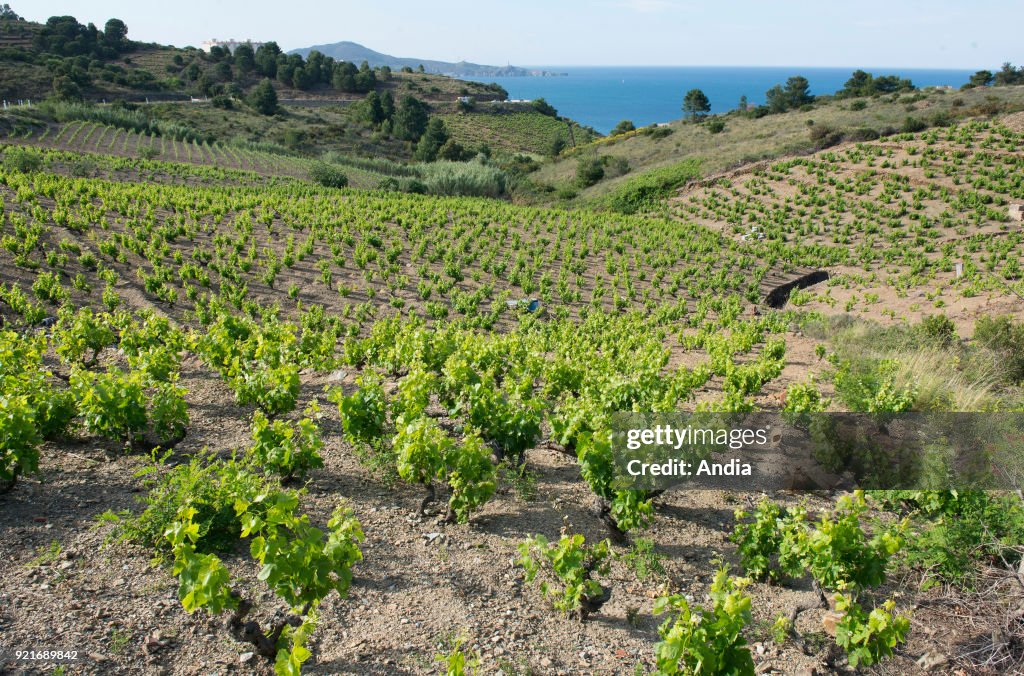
left=610, top=412, right=1024, bottom=492
left=623, top=423, right=770, bottom=478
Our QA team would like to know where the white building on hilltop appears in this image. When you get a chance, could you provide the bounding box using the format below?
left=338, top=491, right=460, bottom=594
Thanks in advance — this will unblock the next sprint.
left=200, top=39, right=264, bottom=54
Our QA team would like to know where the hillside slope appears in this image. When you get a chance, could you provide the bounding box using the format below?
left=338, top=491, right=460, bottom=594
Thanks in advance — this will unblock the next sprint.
left=0, top=115, right=1023, bottom=675
left=534, top=84, right=1024, bottom=205
left=668, top=114, right=1024, bottom=335
left=290, top=40, right=534, bottom=77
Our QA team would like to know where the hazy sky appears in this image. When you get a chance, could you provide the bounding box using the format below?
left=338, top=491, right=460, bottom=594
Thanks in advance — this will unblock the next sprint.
left=21, top=1, right=1019, bottom=69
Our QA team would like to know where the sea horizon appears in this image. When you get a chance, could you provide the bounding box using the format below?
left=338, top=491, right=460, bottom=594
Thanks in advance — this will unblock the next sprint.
left=464, top=65, right=978, bottom=134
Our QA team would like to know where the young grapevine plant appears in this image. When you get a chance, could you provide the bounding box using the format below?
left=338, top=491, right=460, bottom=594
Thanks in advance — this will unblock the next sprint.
left=393, top=416, right=496, bottom=522
left=247, top=405, right=325, bottom=482
left=165, top=492, right=363, bottom=675
left=517, top=533, right=611, bottom=619
left=833, top=593, right=911, bottom=668
left=653, top=568, right=755, bottom=676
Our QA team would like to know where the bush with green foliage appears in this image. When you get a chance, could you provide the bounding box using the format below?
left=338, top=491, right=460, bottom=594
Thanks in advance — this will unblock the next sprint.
left=517, top=534, right=611, bottom=618
left=248, top=78, right=279, bottom=115
left=575, top=156, right=605, bottom=187
left=69, top=367, right=149, bottom=442
left=165, top=492, right=363, bottom=672
left=731, top=498, right=786, bottom=582
left=393, top=416, right=496, bottom=522
left=70, top=367, right=188, bottom=445
left=917, top=314, right=957, bottom=347
left=602, top=159, right=702, bottom=214
left=4, top=147, right=43, bottom=173
left=834, top=595, right=910, bottom=668
left=418, top=160, right=508, bottom=198
left=110, top=451, right=272, bottom=555
left=0, top=330, right=75, bottom=450
left=831, top=358, right=916, bottom=413
left=809, top=124, right=845, bottom=149
left=732, top=493, right=909, bottom=667
left=308, top=162, right=349, bottom=189
left=54, top=307, right=117, bottom=367
left=193, top=310, right=301, bottom=416
left=777, top=493, right=903, bottom=592
left=233, top=361, right=300, bottom=416
left=734, top=493, right=905, bottom=589
left=782, top=379, right=827, bottom=426
left=0, top=394, right=41, bottom=490
left=974, top=315, right=1024, bottom=383
left=901, top=116, right=927, bottom=133
left=653, top=569, right=755, bottom=675
left=876, top=490, right=1024, bottom=588
left=610, top=120, right=636, bottom=136
left=330, top=375, right=388, bottom=444
left=247, top=406, right=325, bottom=481
left=531, top=98, right=558, bottom=117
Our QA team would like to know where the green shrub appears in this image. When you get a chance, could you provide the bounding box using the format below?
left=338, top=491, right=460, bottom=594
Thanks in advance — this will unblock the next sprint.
left=0, top=394, right=41, bottom=488
left=233, top=361, right=300, bottom=415
left=809, top=124, right=844, bottom=149
left=901, top=116, right=927, bottom=133
left=330, top=375, right=388, bottom=444
left=610, top=119, right=635, bottom=135
left=640, top=125, right=673, bottom=139
left=111, top=451, right=271, bottom=556
left=308, top=162, right=350, bottom=189
left=517, top=533, right=610, bottom=617
left=70, top=367, right=149, bottom=442
left=653, top=569, right=755, bottom=675
left=247, top=407, right=325, bottom=481
left=974, top=315, right=1024, bottom=383
left=834, top=595, right=910, bottom=668
left=733, top=492, right=903, bottom=592
left=4, top=147, right=42, bottom=173
left=706, top=118, right=726, bottom=134
left=54, top=307, right=117, bottom=366
left=211, top=95, right=234, bottom=110
left=731, top=498, right=786, bottom=582
left=603, top=158, right=701, bottom=214
left=917, top=314, right=957, bottom=347
left=575, top=156, right=605, bottom=187
left=402, top=177, right=428, bottom=194
left=878, top=490, right=1024, bottom=588
left=832, top=358, right=916, bottom=413
left=419, top=161, right=507, bottom=198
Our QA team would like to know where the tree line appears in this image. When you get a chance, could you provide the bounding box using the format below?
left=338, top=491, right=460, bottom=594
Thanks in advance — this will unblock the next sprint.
left=966, top=62, right=1024, bottom=88
left=33, top=15, right=132, bottom=59
left=681, top=69, right=919, bottom=121
left=200, top=42, right=387, bottom=94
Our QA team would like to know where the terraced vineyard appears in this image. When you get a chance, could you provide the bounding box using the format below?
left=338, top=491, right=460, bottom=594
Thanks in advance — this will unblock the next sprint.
left=534, top=84, right=1024, bottom=203
left=440, top=109, right=598, bottom=155
left=4, top=121, right=314, bottom=178
left=674, top=118, right=1024, bottom=328
left=0, top=115, right=1022, bottom=676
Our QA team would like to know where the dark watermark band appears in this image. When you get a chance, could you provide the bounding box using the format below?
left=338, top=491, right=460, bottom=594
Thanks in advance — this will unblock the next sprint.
left=610, top=412, right=1024, bottom=492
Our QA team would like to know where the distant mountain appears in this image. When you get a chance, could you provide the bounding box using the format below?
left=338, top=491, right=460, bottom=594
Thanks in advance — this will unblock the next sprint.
left=289, top=41, right=561, bottom=78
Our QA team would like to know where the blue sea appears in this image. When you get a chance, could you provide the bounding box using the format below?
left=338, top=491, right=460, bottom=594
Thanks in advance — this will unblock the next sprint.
left=464, top=67, right=975, bottom=134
